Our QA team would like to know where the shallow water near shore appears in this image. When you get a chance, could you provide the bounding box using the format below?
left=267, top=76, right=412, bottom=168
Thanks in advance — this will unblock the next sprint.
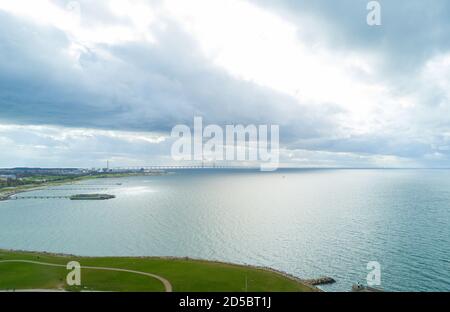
left=1, top=169, right=450, bottom=292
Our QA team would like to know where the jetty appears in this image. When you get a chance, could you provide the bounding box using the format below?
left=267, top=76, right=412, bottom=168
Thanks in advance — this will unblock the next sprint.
left=45, top=188, right=109, bottom=191
left=9, top=194, right=116, bottom=201
left=11, top=195, right=70, bottom=200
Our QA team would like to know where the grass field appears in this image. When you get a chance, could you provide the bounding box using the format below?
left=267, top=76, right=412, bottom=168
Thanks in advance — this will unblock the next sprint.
left=0, top=250, right=317, bottom=292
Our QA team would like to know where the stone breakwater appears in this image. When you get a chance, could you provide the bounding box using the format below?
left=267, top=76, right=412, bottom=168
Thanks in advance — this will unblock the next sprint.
left=303, top=277, right=336, bottom=286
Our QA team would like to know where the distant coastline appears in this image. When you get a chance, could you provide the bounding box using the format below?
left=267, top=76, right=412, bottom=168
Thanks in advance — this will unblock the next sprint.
left=0, top=172, right=166, bottom=201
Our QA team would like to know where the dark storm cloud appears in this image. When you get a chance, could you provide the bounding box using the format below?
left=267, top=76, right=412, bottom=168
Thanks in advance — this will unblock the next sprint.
left=0, top=12, right=124, bottom=128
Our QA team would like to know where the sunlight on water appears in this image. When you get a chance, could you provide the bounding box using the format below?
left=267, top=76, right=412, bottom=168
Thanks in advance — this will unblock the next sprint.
left=116, top=186, right=157, bottom=195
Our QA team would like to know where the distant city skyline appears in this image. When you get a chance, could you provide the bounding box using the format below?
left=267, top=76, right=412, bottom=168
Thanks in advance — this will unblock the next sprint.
left=1, top=0, right=450, bottom=168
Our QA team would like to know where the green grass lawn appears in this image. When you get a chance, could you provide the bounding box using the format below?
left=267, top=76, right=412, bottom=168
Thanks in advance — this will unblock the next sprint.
left=0, top=250, right=317, bottom=292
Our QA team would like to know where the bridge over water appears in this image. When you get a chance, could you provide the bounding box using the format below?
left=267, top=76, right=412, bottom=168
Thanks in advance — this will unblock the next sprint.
left=112, top=165, right=260, bottom=170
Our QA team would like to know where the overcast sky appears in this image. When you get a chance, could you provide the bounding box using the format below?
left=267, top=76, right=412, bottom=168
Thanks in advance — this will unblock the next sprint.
left=1, top=0, right=450, bottom=168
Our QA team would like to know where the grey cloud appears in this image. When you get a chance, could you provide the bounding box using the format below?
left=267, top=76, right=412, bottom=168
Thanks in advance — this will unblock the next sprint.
left=1, top=1, right=450, bottom=167
left=0, top=10, right=339, bottom=140
left=250, top=0, right=450, bottom=73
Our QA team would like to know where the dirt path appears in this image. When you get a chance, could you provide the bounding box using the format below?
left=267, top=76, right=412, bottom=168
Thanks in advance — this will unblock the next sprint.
left=0, top=260, right=173, bottom=292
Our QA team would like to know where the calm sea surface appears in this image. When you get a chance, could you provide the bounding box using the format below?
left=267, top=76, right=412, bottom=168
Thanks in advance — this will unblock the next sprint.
left=1, top=169, right=450, bottom=291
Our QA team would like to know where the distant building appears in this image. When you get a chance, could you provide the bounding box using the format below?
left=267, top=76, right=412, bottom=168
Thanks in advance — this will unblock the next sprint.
left=0, top=174, right=16, bottom=180
left=0, top=168, right=83, bottom=176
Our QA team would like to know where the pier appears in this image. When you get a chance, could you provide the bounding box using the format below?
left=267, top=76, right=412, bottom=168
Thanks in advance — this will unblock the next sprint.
left=45, top=188, right=109, bottom=191
left=11, top=196, right=70, bottom=200
left=10, top=194, right=116, bottom=200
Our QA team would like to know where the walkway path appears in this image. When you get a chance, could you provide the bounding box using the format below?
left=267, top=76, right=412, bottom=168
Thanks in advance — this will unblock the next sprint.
left=0, top=260, right=173, bottom=292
